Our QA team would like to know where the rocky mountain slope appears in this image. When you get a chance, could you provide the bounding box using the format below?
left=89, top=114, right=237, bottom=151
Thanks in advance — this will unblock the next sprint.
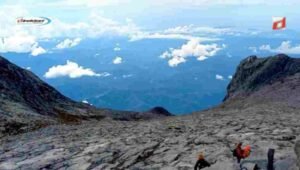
left=0, top=56, right=171, bottom=136
left=0, top=54, right=299, bottom=170
left=223, top=54, right=300, bottom=108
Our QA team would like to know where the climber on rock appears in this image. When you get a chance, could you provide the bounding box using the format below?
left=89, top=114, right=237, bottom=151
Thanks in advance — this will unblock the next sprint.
left=233, top=142, right=251, bottom=163
left=194, top=152, right=211, bottom=170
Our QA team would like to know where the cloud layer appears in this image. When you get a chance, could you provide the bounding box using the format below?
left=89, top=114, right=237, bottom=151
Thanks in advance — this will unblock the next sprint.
left=216, top=74, right=225, bottom=80
left=113, top=57, right=123, bottom=64
left=164, top=25, right=232, bottom=35
left=56, top=38, right=81, bottom=49
left=259, top=41, right=300, bottom=54
left=9, top=0, right=300, bottom=10
left=114, top=47, right=121, bottom=51
left=0, top=6, right=139, bottom=54
left=160, top=39, right=224, bottom=67
left=31, top=46, right=47, bottom=56
left=0, top=33, right=46, bottom=56
left=44, top=60, right=109, bottom=78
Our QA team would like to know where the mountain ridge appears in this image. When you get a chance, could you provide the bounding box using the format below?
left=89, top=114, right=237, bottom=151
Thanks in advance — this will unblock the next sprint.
left=223, top=54, right=300, bottom=108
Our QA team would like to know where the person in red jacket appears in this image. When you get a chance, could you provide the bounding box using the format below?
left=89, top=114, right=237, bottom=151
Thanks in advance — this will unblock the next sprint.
left=233, top=143, right=251, bottom=163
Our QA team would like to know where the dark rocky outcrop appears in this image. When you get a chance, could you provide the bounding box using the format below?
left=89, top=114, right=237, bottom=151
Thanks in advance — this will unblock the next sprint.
left=105, top=106, right=172, bottom=121
left=148, top=106, right=172, bottom=116
left=223, top=54, right=300, bottom=107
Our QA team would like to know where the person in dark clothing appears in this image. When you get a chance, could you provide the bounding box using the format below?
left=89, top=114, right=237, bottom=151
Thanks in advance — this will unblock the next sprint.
left=194, top=153, right=211, bottom=170
left=267, top=149, right=275, bottom=170
left=234, top=143, right=243, bottom=163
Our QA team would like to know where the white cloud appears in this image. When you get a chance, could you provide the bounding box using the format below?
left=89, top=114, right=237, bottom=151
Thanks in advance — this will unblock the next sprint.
left=164, top=25, right=192, bottom=34
left=249, top=47, right=258, bottom=53
left=113, top=56, right=123, bottom=64
left=0, top=6, right=140, bottom=43
left=56, top=38, right=81, bottom=49
left=98, top=72, right=111, bottom=77
left=27, top=0, right=131, bottom=8
left=259, top=41, right=300, bottom=54
left=226, top=52, right=232, bottom=58
left=216, top=74, right=224, bottom=80
left=148, top=0, right=300, bottom=7
left=163, top=25, right=257, bottom=38
left=130, top=32, right=194, bottom=41
left=259, top=44, right=271, bottom=51
left=129, top=32, right=218, bottom=42
left=114, top=47, right=121, bottom=51
left=168, top=56, right=186, bottom=67
left=122, top=74, right=133, bottom=78
left=31, top=46, right=47, bottom=56
left=228, top=75, right=233, bottom=79
left=44, top=60, right=106, bottom=78
left=164, top=25, right=232, bottom=35
left=160, top=38, right=223, bottom=67
left=0, top=1, right=297, bottom=40
left=82, top=99, right=93, bottom=105
left=0, top=34, right=35, bottom=53
left=0, top=33, right=47, bottom=56
left=82, top=100, right=89, bottom=104
left=160, top=51, right=171, bottom=59
left=0, top=4, right=270, bottom=56
left=7, top=0, right=300, bottom=10
left=86, top=11, right=140, bottom=38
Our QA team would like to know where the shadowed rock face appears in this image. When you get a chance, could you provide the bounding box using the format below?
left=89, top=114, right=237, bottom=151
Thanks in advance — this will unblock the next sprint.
left=224, top=54, right=300, bottom=107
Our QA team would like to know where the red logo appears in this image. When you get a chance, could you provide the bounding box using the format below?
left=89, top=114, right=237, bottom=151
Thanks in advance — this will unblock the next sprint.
left=272, top=17, right=286, bottom=30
